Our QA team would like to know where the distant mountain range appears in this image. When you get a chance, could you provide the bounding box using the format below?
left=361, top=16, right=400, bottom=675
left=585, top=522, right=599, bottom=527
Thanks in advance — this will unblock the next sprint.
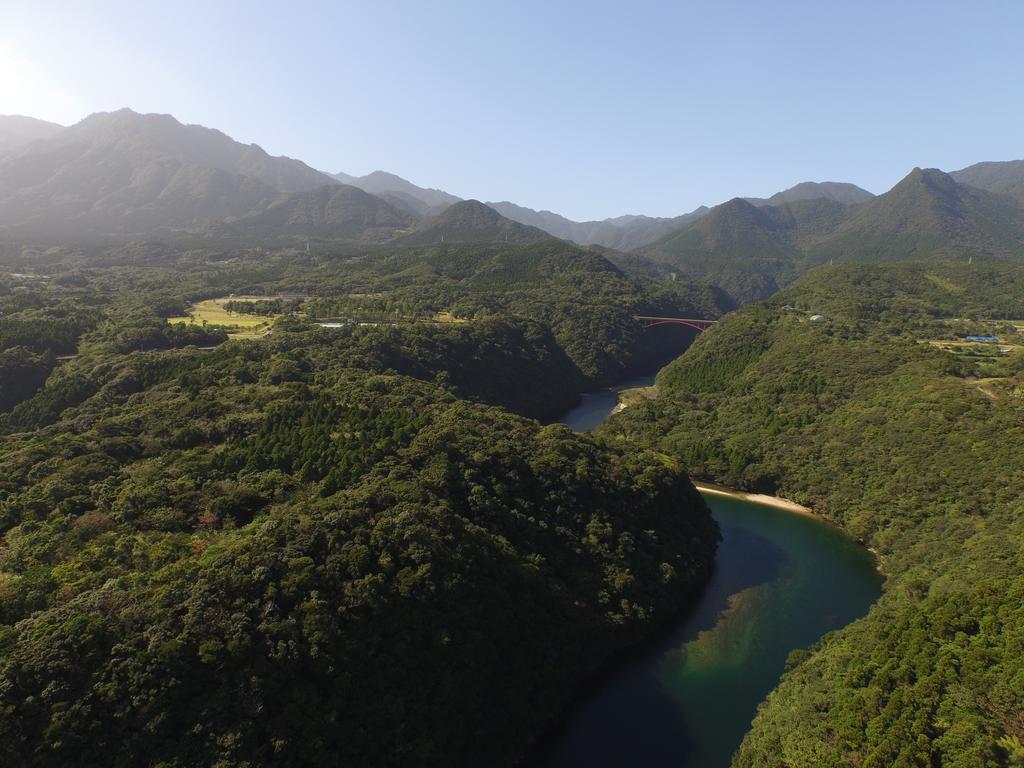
left=742, top=181, right=875, bottom=207
left=332, top=170, right=460, bottom=217
left=639, top=167, right=1024, bottom=302
left=485, top=202, right=709, bottom=251
left=0, top=109, right=338, bottom=236
left=2, top=108, right=1024, bottom=300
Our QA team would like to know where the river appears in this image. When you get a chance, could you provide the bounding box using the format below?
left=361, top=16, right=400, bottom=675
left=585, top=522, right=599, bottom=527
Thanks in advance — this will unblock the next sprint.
left=532, top=377, right=882, bottom=768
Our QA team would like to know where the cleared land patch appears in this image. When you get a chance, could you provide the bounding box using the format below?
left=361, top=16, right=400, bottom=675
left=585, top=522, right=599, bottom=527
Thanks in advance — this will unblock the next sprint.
left=167, top=296, right=284, bottom=338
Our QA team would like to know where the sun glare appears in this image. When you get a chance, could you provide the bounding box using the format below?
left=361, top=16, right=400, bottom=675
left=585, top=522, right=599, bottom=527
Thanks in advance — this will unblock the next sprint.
left=0, top=42, right=80, bottom=124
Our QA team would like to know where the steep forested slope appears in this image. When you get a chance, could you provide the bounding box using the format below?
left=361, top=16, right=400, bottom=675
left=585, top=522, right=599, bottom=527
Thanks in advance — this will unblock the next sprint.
left=637, top=168, right=1024, bottom=306
left=604, top=260, right=1024, bottom=766
left=0, top=298, right=718, bottom=767
left=395, top=200, right=550, bottom=245
left=952, top=159, right=1024, bottom=206
left=297, top=239, right=733, bottom=383
left=217, top=183, right=417, bottom=242
left=807, top=168, right=1024, bottom=263
left=638, top=197, right=847, bottom=303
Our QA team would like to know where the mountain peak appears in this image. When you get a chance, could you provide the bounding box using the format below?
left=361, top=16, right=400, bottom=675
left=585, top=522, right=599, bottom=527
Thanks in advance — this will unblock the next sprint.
left=396, top=200, right=550, bottom=245
left=889, top=167, right=965, bottom=203
left=0, top=108, right=338, bottom=235
left=330, top=169, right=461, bottom=217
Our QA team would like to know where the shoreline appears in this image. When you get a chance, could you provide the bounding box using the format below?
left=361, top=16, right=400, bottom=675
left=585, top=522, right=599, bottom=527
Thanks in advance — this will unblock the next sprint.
left=694, top=481, right=884, bottom=573
left=693, top=481, right=816, bottom=517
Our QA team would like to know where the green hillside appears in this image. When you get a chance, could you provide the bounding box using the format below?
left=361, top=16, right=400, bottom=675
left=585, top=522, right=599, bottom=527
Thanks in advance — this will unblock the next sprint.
left=604, top=260, right=1024, bottom=767
left=638, top=197, right=847, bottom=303
left=637, top=169, right=1024, bottom=304
left=807, top=167, right=1024, bottom=263
left=952, top=159, right=1024, bottom=206
left=219, top=183, right=416, bottom=242
left=395, top=200, right=551, bottom=246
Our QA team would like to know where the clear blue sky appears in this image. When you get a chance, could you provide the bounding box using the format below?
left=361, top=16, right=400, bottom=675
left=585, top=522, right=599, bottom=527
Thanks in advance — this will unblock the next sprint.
left=2, top=0, right=1022, bottom=220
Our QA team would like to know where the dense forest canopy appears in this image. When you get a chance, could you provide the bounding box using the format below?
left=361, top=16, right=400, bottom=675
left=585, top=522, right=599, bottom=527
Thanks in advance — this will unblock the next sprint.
left=5, top=133, right=1024, bottom=767
left=0, top=239, right=720, bottom=766
left=605, top=259, right=1024, bottom=766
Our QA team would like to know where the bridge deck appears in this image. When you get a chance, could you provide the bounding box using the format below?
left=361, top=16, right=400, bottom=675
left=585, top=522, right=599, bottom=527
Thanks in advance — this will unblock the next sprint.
left=633, top=316, right=718, bottom=331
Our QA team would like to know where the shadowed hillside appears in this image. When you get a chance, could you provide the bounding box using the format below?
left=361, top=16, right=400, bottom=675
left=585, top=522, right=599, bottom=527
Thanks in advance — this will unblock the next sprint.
left=0, top=109, right=339, bottom=235
left=217, top=184, right=416, bottom=241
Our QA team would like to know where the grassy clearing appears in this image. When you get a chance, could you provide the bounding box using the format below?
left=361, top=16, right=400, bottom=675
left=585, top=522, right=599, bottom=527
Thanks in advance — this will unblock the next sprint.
left=168, top=296, right=279, bottom=337
left=432, top=311, right=470, bottom=324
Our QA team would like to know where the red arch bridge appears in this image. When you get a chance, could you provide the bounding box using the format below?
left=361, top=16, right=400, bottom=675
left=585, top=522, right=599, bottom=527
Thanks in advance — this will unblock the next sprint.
left=634, top=316, right=718, bottom=331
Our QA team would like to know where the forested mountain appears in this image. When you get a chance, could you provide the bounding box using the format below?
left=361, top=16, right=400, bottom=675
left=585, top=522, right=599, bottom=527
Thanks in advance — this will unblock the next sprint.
left=0, top=244, right=724, bottom=766
left=7, top=100, right=1024, bottom=768
left=0, top=109, right=339, bottom=236
left=638, top=197, right=848, bottom=303
left=807, top=167, right=1024, bottom=262
left=0, top=315, right=717, bottom=767
left=743, top=180, right=874, bottom=207
left=489, top=182, right=869, bottom=250
left=638, top=168, right=1024, bottom=304
left=332, top=170, right=461, bottom=216
left=395, top=200, right=551, bottom=245
left=215, top=183, right=416, bottom=241
left=0, top=116, right=64, bottom=156
left=951, top=159, right=1024, bottom=206
left=299, top=238, right=731, bottom=385
left=487, top=201, right=709, bottom=250
left=606, top=260, right=1024, bottom=767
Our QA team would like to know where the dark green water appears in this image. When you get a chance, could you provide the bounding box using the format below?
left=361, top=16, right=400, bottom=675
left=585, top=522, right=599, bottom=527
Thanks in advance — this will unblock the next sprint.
left=537, top=382, right=883, bottom=768
left=557, top=374, right=658, bottom=433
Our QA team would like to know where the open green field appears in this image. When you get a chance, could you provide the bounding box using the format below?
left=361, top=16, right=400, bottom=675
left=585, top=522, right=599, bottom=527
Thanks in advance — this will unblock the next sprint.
left=167, top=296, right=280, bottom=338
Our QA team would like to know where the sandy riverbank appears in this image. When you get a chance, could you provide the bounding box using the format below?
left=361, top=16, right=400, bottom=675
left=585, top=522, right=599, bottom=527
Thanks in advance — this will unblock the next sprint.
left=695, top=481, right=885, bottom=573
left=693, top=481, right=815, bottom=518
left=609, top=384, right=659, bottom=417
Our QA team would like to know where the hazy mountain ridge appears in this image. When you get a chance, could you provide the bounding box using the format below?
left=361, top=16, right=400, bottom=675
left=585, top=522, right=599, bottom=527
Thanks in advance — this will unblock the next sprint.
left=395, top=200, right=551, bottom=246
left=0, top=116, right=65, bottom=156
left=332, top=170, right=461, bottom=217
left=215, top=183, right=417, bottom=241
left=3, top=108, right=1024, bottom=274
left=488, top=181, right=870, bottom=250
left=951, top=159, right=1024, bottom=206
left=0, top=109, right=339, bottom=235
left=486, top=201, right=710, bottom=251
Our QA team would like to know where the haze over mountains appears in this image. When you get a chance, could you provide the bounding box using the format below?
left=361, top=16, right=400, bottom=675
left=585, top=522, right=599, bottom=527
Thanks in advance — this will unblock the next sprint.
left=332, top=170, right=461, bottom=218
left=0, top=116, right=65, bottom=156
left=2, top=108, right=1024, bottom=302
left=0, top=109, right=338, bottom=236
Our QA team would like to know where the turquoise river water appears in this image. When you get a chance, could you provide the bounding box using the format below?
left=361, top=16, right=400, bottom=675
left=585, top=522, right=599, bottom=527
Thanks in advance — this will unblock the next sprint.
left=530, top=377, right=882, bottom=767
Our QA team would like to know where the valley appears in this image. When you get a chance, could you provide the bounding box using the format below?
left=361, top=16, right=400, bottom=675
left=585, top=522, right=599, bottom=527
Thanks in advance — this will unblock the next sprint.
left=3, top=98, right=1024, bottom=768
left=535, top=377, right=881, bottom=768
